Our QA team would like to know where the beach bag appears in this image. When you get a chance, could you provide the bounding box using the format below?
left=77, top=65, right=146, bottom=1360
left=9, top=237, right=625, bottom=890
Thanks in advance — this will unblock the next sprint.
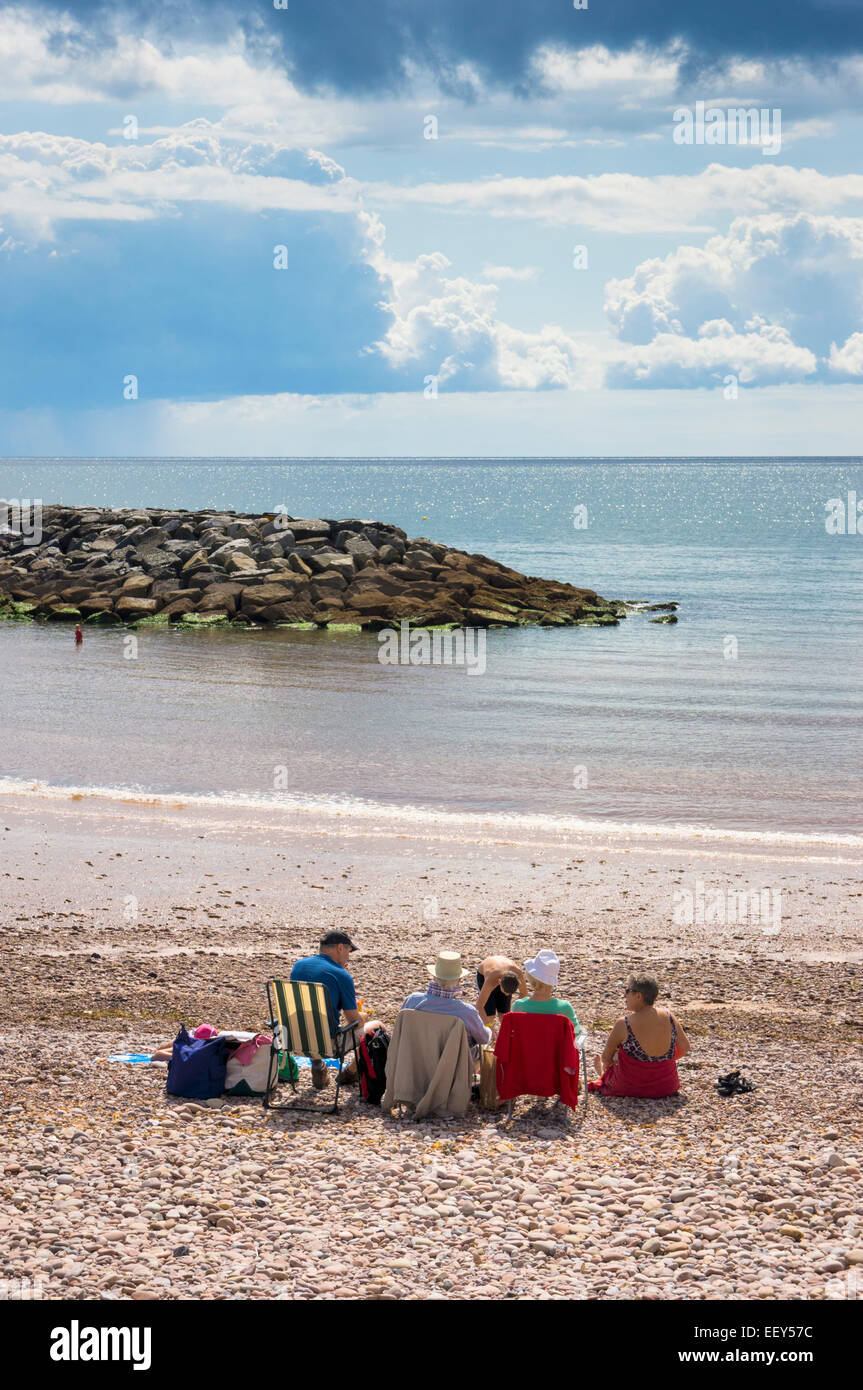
left=278, top=1051, right=300, bottom=1084
left=224, top=1036, right=279, bottom=1097
left=479, top=1045, right=503, bottom=1110
left=166, top=1026, right=232, bottom=1100
left=357, top=1025, right=389, bottom=1105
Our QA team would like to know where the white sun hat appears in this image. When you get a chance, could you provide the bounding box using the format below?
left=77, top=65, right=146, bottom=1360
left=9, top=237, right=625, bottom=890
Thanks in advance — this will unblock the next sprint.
left=523, top=949, right=560, bottom=986
left=427, top=949, right=469, bottom=982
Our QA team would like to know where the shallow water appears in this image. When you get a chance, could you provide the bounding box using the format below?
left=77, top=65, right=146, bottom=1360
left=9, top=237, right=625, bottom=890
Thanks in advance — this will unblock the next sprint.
left=1, top=458, right=861, bottom=837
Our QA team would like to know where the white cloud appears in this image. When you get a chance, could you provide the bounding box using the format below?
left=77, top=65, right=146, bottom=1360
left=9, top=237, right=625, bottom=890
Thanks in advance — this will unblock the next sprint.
left=607, top=317, right=817, bottom=388
left=0, top=9, right=296, bottom=108
left=604, top=213, right=863, bottom=383
left=0, top=124, right=361, bottom=239
left=533, top=42, right=682, bottom=101
left=367, top=165, right=863, bottom=235
left=360, top=213, right=598, bottom=390
left=828, top=332, right=863, bottom=377
left=11, top=383, right=863, bottom=458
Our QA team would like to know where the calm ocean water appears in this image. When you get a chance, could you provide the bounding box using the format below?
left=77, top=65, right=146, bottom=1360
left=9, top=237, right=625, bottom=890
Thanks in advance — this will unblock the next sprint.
left=1, top=458, right=861, bottom=839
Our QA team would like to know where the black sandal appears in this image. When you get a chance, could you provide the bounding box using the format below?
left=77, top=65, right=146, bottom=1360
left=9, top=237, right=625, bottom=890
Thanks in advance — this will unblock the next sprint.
left=717, top=1069, right=756, bottom=1096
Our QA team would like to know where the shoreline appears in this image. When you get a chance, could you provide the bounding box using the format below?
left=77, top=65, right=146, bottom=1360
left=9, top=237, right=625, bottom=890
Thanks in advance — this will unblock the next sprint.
left=2, top=778, right=861, bottom=865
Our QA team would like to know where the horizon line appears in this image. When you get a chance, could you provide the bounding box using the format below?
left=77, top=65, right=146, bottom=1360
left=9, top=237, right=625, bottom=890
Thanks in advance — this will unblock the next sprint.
left=2, top=455, right=863, bottom=465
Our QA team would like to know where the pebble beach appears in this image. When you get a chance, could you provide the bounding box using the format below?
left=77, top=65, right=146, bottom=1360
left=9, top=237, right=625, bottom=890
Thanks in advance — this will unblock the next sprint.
left=1, top=789, right=861, bottom=1301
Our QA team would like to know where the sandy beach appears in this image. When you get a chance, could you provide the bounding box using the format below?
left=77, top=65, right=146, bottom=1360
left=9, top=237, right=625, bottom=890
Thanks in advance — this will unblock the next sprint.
left=1, top=786, right=861, bottom=1301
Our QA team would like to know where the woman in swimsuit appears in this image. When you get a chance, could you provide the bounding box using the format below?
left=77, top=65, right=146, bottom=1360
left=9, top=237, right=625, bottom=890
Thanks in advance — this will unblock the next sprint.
left=591, top=971, right=690, bottom=1097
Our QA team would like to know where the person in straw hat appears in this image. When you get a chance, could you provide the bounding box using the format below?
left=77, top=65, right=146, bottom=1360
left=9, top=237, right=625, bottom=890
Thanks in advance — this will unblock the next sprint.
left=400, top=949, right=496, bottom=1052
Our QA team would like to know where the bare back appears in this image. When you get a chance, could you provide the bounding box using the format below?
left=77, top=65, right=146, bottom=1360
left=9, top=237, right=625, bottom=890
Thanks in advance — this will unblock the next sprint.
left=625, top=1007, right=675, bottom=1060
left=479, top=954, right=517, bottom=975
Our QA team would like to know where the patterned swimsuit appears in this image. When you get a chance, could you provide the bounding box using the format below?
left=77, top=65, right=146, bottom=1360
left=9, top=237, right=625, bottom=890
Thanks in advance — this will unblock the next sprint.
left=621, top=1012, right=677, bottom=1063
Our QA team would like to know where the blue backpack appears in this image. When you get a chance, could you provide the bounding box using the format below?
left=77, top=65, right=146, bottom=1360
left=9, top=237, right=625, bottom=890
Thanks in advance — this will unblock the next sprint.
left=166, top=1026, right=232, bottom=1100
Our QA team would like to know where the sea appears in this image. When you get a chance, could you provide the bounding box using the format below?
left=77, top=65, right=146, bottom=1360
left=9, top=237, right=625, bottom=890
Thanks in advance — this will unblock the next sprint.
left=0, top=458, right=861, bottom=848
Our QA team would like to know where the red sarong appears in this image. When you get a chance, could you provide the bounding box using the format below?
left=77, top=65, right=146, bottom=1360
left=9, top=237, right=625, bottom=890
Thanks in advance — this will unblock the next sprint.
left=588, top=1048, right=679, bottom=1098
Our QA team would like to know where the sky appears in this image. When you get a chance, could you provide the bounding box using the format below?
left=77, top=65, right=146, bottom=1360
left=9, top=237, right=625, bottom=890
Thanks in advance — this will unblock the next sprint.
left=1, top=0, right=863, bottom=455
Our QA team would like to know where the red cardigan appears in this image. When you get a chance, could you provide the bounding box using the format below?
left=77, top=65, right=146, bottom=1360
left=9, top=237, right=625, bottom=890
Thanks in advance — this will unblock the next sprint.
left=494, top=1012, right=580, bottom=1110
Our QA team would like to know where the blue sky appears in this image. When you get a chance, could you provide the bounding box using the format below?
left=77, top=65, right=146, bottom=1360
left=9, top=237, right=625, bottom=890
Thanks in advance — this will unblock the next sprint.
left=1, top=1, right=863, bottom=454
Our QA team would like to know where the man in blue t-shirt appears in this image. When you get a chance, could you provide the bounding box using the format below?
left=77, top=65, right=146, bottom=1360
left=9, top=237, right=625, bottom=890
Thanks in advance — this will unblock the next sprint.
left=291, top=931, right=368, bottom=1089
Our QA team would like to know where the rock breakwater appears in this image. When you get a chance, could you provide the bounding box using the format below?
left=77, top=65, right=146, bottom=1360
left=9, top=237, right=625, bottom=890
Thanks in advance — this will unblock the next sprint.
left=0, top=505, right=635, bottom=631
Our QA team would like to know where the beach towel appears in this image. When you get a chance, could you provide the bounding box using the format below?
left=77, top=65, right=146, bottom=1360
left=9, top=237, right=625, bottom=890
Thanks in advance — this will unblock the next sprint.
left=588, top=1048, right=679, bottom=1098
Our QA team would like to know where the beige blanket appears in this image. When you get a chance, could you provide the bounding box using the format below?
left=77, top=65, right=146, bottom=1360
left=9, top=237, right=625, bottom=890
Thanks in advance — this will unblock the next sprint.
left=381, top=1009, right=472, bottom=1118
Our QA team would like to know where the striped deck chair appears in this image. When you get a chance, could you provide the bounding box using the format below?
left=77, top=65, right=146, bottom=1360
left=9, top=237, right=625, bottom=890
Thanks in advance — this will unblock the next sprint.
left=264, top=978, right=359, bottom=1114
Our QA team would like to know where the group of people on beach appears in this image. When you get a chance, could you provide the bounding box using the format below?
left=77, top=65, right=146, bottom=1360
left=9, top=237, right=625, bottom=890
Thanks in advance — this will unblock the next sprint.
left=291, top=930, right=690, bottom=1099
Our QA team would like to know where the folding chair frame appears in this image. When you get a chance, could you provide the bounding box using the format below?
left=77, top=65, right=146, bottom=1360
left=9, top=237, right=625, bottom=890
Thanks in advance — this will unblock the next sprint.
left=263, top=978, right=358, bottom=1116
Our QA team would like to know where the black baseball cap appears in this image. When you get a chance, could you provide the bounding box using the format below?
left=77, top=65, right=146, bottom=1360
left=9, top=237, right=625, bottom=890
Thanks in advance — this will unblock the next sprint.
left=320, top=930, right=357, bottom=952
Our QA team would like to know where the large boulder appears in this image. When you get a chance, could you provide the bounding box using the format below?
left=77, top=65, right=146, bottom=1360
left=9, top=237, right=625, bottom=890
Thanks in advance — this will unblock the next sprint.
left=239, top=583, right=300, bottom=615
left=151, top=579, right=202, bottom=600
left=311, top=571, right=347, bottom=596
left=226, top=521, right=261, bottom=541
left=345, top=570, right=406, bottom=598
left=135, top=526, right=168, bottom=551
left=44, top=604, right=82, bottom=622
left=197, top=584, right=244, bottom=615
left=224, top=552, right=259, bottom=575
left=341, top=534, right=378, bottom=567
left=181, top=549, right=210, bottom=574
left=59, top=585, right=96, bottom=604
left=160, top=596, right=199, bottom=621
left=306, top=551, right=355, bottom=579
left=261, top=520, right=295, bottom=545
left=121, top=573, right=153, bottom=596
left=210, top=539, right=253, bottom=564
left=350, top=591, right=421, bottom=618
left=182, top=569, right=224, bottom=590
left=115, top=596, right=160, bottom=618
left=257, top=601, right=317, bottom=624
left=290, top=519, right=331, bottom=541
left=79, top=596, right=115, bottom=615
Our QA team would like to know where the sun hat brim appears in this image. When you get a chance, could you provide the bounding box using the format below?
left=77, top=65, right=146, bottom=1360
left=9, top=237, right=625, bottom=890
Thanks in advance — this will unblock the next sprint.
left=524, top=955, right=560, bottom=985
left=427, top=964, right=470, bottom=981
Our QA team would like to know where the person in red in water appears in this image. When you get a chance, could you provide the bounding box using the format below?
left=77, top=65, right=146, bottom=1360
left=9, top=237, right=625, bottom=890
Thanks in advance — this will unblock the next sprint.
left=74, top=625, right=83, bottom=645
